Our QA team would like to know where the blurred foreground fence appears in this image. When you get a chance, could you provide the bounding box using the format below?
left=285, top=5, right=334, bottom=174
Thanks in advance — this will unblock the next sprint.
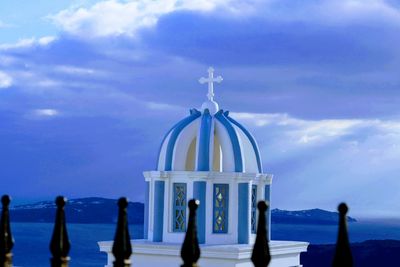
left=0, top=194, right=353, bottom=267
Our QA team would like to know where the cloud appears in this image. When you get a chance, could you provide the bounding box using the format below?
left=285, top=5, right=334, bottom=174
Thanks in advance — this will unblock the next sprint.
left=232, top=112, right=368, bottom=145
left=1, top=0, right=400, bottom=216
left=49, top=0, right=232, bottom=38
left=228, top=111, right=400, bottom=216
left=0, top=21, right=7, bottom=28
left=0, top=20, right=14, bottom=29
left=0, top=36, right=57, bottom=50
left=236, top=0, right=400, bottom=25
left=145, top=101, right=184, bottom=111
left=32, top=109, right=59, bottom=117
left=232, top=111, right=400, bottom=147
left=0, top=71, right=12, bottom=88
left=37, top=36, right=57, bottom=46
left=49, top=0, right=400, bottom=40
left=54, top=65, right=96, bottom=75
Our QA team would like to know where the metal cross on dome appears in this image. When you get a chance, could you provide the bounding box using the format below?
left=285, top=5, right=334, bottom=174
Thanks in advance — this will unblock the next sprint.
left=199, top=67, right=223, bottom=101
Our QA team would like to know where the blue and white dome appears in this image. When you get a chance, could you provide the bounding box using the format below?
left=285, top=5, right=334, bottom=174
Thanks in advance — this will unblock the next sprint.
left=156, top=108, right=263, bottom=173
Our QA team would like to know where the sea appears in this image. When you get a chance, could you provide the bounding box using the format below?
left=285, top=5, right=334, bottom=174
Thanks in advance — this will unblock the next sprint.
left=10, top=220, right=400, bottom=267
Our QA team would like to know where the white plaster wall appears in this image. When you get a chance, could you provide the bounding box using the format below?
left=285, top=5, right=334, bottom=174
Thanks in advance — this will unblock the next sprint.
left=98, top=240, right=308, bottom=267
left=102, top=253, right=304, bottom=267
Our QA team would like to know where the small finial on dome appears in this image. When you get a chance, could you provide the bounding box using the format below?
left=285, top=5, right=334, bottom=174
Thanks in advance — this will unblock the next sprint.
left=199, top=66, right=223, bottom=114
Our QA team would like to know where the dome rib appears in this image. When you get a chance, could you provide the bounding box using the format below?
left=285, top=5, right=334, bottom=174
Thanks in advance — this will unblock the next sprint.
left=196, top=109, right=213, bottom=171
left=214, top=110, right=243, bottom=172
left=164, top=110, right=201, bottom=171
left=226, top=115, right=263, bottom=173
left=156, top=125, right=176, bottom=170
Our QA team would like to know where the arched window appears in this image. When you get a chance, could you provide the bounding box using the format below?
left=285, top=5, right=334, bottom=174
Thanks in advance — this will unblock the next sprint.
left=213, top=184, right=229, bottom=233
left=173, top=183, right=187, bottom=232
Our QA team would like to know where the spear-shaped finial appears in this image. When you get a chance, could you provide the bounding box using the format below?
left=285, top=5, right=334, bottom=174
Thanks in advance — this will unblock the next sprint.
left=112, top=197, right=132, bottom=267
left=332, top=203, right=353, bottom=267
left=251, top=201, right=271, bottom=267
left=0, top=195, right=13, bottom=267
left=181, top=199, right=200, bottom=267
left=50, top=196, right=71, bottom=267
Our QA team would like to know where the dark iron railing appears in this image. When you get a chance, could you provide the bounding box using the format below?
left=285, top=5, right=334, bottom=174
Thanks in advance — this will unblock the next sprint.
left=332, top=203, right=353, bottom=267
left=251, top=201, right=271, bottom=267
left=0, top=195, right=13, bottom=267
left=112, top=197, right=132, bottom=267
left=180, top=199, right=200, bottom=267
left=50, top=196, right=71, bottom=267
left=0, top=194, right=353, bottom=267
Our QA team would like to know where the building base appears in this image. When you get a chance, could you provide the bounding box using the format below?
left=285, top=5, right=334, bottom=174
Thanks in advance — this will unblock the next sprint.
left=98, top=240, right=308, bottom=267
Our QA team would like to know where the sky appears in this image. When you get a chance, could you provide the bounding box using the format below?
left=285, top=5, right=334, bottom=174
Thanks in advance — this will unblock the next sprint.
left=1, top=0, right=400, bottom=218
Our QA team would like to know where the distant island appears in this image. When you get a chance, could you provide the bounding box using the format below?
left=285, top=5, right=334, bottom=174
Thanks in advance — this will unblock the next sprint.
left=271, top=208, right=357, bottom=225
left=10, top=197, right=356, bottom=225
left=10, top=197, right=144, bottom=224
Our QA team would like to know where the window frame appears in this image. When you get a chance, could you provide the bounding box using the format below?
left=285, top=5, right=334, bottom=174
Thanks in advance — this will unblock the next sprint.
left=172, top=182, right=187, bottom=233
left=213, top=183, right=229, bottom=234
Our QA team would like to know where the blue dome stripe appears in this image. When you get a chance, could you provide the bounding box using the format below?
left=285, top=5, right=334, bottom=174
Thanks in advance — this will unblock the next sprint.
left=164, top=110, right=201, bottom=171
left=215, top=111, right=243, bottom=172
left=227, top=116, right=263, bottom=173
left=196, top=110, right=213, bottom=171
left=156, top=126, right=175, bottom=170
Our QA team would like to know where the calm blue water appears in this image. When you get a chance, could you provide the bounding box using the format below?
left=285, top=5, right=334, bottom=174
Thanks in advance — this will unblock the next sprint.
left=271, top=220, right=400, bottom=244
left=12, top=223, right=143, bottom=267
left=10, top=221, right=400, bottom=267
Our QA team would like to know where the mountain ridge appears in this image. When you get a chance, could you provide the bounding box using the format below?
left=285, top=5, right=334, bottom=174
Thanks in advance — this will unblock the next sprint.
left=10, top=197, right=144, bottom=224
left=271, top=208, right=357, bottom=225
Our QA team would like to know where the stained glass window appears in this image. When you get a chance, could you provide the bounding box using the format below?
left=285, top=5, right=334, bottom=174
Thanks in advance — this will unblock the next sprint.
left=213, top=184, right=229, bottom=233
left=173, top=183, right=186, bottom=232
left=251, top=185, right=257, bottom=234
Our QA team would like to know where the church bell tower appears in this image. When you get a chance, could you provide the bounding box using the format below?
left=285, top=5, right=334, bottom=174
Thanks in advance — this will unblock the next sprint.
left=99, top=67, right=308, bottom=267
left=143, top=67, right=272, bottom=245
